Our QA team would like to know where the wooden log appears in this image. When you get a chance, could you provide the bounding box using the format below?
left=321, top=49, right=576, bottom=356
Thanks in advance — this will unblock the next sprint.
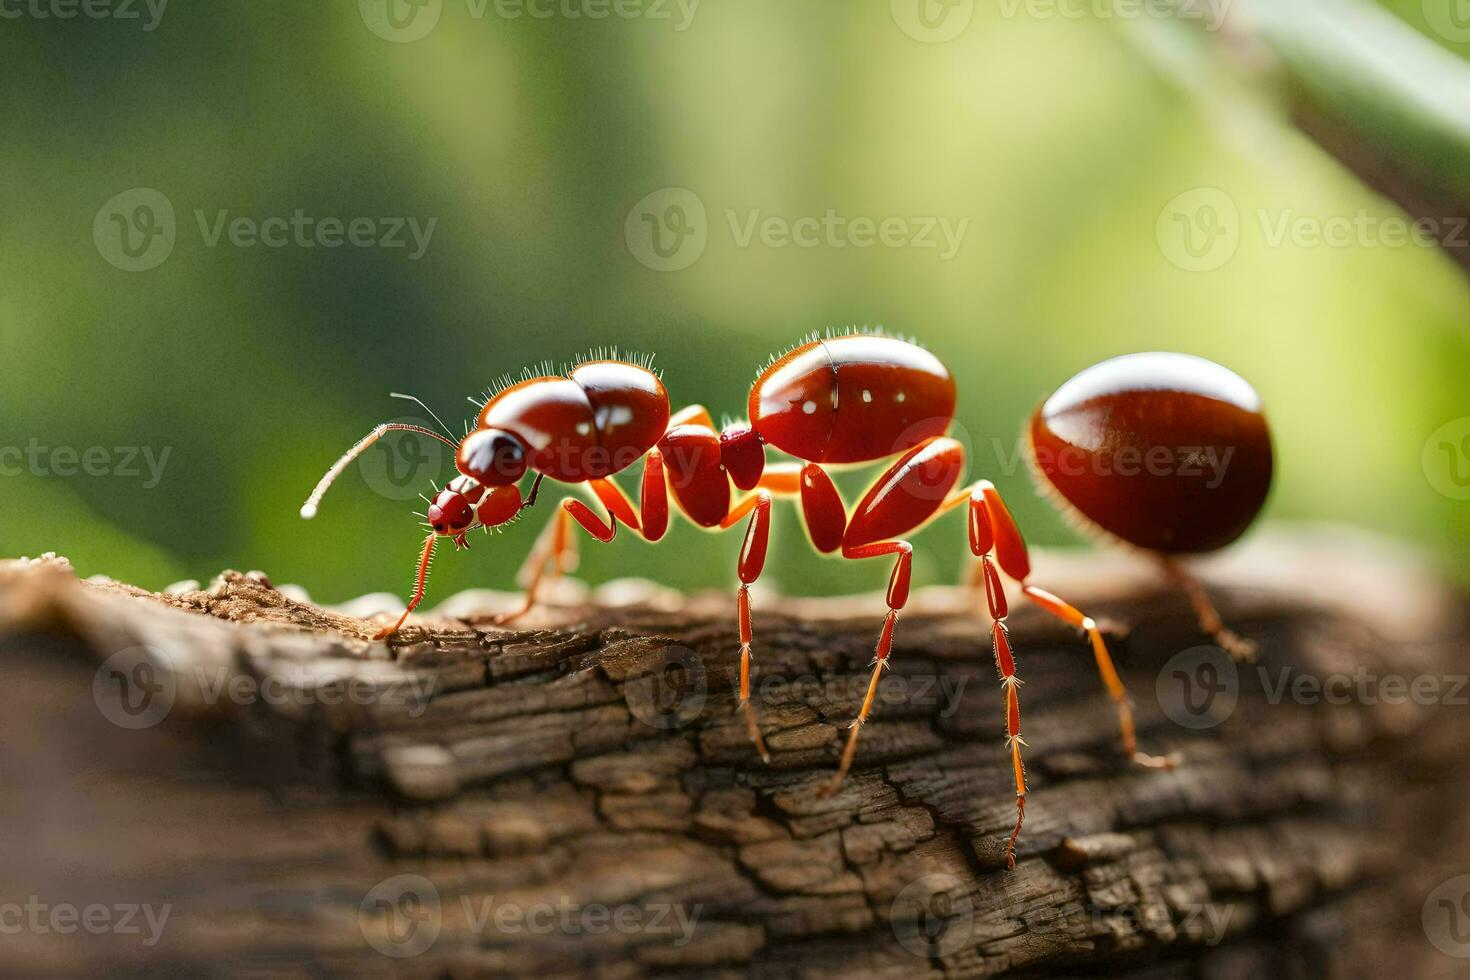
left=0, top=530, right=1466, bottom=978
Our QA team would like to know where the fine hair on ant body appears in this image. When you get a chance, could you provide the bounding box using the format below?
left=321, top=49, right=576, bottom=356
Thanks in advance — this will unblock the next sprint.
left=302, top=333, right=1272, bottom=869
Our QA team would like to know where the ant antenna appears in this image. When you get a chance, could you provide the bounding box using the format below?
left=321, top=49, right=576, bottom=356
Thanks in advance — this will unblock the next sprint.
left=300, top=423, right=458, bottom=520
left=390, top=392, right=456, bottom=440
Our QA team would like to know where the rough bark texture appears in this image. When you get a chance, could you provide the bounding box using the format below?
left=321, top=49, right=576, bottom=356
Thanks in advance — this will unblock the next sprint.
left=1, top=531, right=1467, bottom=979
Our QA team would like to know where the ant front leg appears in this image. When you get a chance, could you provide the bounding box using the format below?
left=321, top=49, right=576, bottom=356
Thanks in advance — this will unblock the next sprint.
left=972, top=481, right=1177, bottom=771
left=1158, top=556, right=1257, bottom=661
left=719, top=462, right=841, bottom=764
left=494, top=452, right=669, bottom=625
left=719, top=486, right=774, bottom=762
left=494, top=505, right=575, bottom=626
left=373, top=532, right=437, bottom=640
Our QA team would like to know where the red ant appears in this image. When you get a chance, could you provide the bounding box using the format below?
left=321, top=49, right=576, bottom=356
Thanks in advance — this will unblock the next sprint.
left=302, top=337, right=1271, bottom=870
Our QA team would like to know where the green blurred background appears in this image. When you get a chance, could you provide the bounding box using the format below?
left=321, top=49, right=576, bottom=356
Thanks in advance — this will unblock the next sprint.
left=2, top=0, right=1467, bottom=605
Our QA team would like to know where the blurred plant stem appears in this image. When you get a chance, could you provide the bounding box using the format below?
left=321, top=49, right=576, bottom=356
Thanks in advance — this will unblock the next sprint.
left=1133, top=0, right=1470, bottom=275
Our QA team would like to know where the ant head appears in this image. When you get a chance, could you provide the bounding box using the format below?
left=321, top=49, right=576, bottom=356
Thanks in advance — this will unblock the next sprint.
left=427, top=480, right=477, bottom=542
left=457, top=427, right=528, bottom=486
left=426, top=475, right=523, bottom=545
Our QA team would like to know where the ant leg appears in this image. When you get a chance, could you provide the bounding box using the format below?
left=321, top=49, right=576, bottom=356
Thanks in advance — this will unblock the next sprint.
left=719, top=489, right=773, bottom=762
left=819, top=539, right=912, bottom=797
left=709, top=464, right=810, bottom=762
left=975, top=548, right=1028, bottom=869
left=373, top=532, right=438, bottom=640
left=493, top=506, right=574, bottom=625
left=1159, top=556, right=1257, bottom=661
left=640, top=448, right=669, bottom=542
left=975, top=481, right=1177, bottom=770
left=494, top=475, right=645, bottom=625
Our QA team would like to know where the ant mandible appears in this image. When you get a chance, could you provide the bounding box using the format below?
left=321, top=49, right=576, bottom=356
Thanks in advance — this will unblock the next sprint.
left=302, top=335, right=1272, bottom=870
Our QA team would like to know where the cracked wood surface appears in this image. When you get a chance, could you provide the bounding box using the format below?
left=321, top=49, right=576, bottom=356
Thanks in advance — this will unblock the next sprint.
left=0, top=531, right=1467, bottom=978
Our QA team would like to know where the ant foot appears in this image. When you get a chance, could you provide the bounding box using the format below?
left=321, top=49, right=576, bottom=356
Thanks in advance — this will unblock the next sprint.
left=1132, top=750, right=1181, bottom=770
left=489, top=607, right=531, bottom=627
left=815, top=772, right=849, bottom=799
left=1217, top=629, right=1257, bottom=663
left=738, top=701, right=772, bottom=764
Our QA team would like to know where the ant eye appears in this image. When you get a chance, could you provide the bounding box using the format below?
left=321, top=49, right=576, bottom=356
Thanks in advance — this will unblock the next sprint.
left=458, top=427, right=528, bottom=486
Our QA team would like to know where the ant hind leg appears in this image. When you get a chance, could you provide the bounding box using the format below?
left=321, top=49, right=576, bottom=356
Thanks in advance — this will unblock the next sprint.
left=819, top=539, right=912, bottom=797
left=1160, top=556, right=1257, bottom=661
left=974, top=481, right=1178, bottom=771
